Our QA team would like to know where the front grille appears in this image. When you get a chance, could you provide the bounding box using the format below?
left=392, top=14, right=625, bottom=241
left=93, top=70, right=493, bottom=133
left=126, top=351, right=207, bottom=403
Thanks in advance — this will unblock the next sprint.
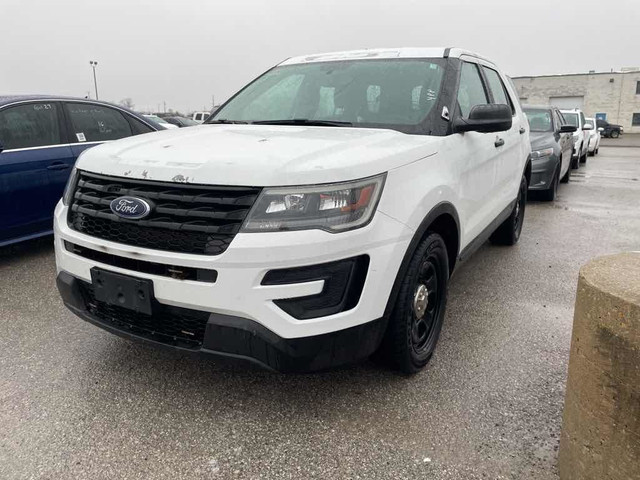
left=78, top=281, right=210, bottom=349
left=68, top=171, right=261, bottom=255
left=64, top=241, right=218, bottom=282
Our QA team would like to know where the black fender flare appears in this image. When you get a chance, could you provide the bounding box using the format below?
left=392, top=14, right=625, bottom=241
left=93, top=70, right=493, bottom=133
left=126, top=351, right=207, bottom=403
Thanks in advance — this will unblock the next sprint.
left=524, top=153, right=532, bottom=183
left=382, top=201, right=460, bottom=318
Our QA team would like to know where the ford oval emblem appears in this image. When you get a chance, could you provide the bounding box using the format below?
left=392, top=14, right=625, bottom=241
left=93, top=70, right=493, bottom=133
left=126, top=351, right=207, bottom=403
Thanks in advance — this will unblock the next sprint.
left=109, top=196, right=152, bottom=219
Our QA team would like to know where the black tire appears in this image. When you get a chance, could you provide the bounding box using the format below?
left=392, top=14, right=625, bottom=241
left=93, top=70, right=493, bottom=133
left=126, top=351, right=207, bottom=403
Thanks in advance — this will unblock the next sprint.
left=611, top=130, right=620, bottom=139
left=383, top=233, right=449, bottom=374
left=540, top=168, right=559, bottom=201
left=580, top=150, right=587, bottom=164
left=560, top=163, right=570, bottom=184
left=490, top=175, right=527, bottom=246
left=595, top=148, right=599, bottom=155
left=588, top=150, right=595, bottom=157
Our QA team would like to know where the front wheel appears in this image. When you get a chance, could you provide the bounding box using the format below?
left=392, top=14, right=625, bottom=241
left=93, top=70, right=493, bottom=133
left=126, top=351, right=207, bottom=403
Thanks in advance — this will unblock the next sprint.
left=383, top=233, right=449, bottom=374
left=611, top=130, right=620, bottom=139
left=540, top=168, right=559, bottom=201
left=490, top=174, right=527, bottom=246
left=571, top=145, right=582, bottom=169
left=560, top=162, right=571, bottom=184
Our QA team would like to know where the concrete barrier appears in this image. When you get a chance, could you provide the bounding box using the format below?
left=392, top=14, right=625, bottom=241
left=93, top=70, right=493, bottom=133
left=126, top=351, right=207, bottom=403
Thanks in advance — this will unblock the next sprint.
left=558, top=252, right=640, bottom=479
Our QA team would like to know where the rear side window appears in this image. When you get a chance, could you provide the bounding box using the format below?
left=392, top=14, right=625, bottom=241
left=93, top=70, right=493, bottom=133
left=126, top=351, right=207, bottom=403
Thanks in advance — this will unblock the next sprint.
left=457, top=62, right=488, bottom=118
left=0, top=102, right=62, bottom=150
left=128, top=115, right=155, bottom=135
left=482, top=66, right=514, bottom=114
left=579, top=112, right=586, bottom=127
left=65, top=103, right=132, bottom=142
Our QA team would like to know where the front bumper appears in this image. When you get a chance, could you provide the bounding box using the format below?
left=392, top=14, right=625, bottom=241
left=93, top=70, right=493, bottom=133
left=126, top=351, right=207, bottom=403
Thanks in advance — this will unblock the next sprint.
left=56, top=271, right=386, bottom=372
left=54, top=201, right=413, bottom=369
left=529, top=155, right=558, bottom=190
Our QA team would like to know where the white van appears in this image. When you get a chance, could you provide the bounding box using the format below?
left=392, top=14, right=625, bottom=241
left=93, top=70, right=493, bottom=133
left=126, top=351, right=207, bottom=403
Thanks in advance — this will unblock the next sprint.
left=192, top=111, right=210, bottom=123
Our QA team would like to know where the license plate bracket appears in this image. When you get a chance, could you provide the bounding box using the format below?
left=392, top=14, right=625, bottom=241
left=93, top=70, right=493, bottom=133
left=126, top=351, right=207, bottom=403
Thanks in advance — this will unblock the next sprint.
left=90, top=268, right=154, bottom=315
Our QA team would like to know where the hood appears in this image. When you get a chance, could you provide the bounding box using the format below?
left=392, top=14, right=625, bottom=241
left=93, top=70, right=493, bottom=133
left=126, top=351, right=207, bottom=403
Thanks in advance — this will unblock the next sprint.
left=529, top=131, right=555, bottom=149
left=76, top=124, right=440, bottom=186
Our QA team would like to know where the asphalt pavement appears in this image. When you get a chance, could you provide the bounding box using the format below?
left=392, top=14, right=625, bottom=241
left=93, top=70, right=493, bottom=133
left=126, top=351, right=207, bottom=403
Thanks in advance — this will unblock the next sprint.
left=1, top=140, right=639, bottom=480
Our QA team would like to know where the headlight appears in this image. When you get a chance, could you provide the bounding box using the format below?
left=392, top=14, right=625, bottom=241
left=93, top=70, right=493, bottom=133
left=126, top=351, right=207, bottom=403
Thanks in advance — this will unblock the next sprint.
left=62, top=166, right=79, bottom=206
left=531, top=147, right=554, bottom=159
left=241, top=174, right=386, bottom=233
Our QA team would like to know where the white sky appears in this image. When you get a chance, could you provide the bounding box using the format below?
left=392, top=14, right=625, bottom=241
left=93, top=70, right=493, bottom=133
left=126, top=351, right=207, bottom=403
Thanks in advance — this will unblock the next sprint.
left=2, top=0, right=639, bottom=114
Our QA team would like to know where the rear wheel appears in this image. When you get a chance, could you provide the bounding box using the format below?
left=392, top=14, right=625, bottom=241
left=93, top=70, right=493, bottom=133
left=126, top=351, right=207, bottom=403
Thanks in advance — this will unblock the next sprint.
left=490, top=175, right=527, bottom=246
left=580, top=149, right=588, bottom=164
left=383, top=233, right=449, bottom=374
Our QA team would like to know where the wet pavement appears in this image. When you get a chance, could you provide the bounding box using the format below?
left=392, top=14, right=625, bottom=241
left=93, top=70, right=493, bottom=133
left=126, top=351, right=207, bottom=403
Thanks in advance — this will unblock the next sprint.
left=1, top=141, right=639, bottom=479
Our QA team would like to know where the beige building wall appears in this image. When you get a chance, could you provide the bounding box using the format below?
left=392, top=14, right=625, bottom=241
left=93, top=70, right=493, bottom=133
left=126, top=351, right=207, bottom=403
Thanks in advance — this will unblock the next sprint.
left=513, top=72, right=640, bottom=133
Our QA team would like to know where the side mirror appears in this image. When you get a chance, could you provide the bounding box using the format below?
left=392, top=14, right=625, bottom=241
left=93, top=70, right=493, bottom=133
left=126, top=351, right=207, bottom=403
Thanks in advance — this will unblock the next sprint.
left=583, top=123, right=593, bottom=131
left=453, top=104, right=512, bottom=133
left=559, top=125, right=578, bottom=133
left=598, top=127, right=604, bottom=132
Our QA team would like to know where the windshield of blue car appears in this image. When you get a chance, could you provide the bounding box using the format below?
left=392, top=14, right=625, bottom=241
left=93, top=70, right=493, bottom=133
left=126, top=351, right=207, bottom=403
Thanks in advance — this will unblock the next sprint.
left=524, top=109, right=553, bottom=132
left=563, top=113, right=579, bottom=127
left=208, top=59, right=446, bottom=134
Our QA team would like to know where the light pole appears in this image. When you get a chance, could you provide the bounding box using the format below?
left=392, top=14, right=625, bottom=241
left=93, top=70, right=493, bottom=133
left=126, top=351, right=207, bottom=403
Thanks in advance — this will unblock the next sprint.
left=89, top=61, right=99, bottom=100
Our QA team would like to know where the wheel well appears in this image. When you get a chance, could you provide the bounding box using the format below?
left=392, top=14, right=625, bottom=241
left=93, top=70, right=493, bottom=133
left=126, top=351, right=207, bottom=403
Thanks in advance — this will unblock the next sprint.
left=427, top=213, right=459, bottom=274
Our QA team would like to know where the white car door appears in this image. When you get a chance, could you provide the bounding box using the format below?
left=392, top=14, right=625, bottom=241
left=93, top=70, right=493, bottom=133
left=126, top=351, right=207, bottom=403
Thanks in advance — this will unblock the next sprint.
left=449, top=60, right=500, bottom=248
left=480, top=64, right=524, bottom=209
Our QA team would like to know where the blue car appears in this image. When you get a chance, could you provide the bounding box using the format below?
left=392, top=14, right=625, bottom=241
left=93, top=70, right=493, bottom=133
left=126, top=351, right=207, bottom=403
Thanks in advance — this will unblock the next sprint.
left=0, top=95, right=160, bottom=247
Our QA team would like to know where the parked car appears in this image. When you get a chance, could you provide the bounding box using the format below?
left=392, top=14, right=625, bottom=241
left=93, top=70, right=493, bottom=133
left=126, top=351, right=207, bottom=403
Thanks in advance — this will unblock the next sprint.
left=586, top=117, right=601, bottom=156
left=560, top=109, right=593, bottom=168
left=0, top=95, right=160, bottom=247
left=523, top=105, right=576, bottom=201
left=164, top=116, right=199, bottom=128
left=192, top=111, right=210, bottom=123
left=596, top=119, right=623, bottom=138
left=142, top=114, right=179, bottom=129
left=55, top=48, right=531, bottom=374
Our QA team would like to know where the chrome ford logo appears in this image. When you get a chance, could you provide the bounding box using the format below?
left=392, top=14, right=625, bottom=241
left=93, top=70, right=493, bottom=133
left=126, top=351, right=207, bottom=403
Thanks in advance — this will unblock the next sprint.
left=109, top=196, right=152, bottom=219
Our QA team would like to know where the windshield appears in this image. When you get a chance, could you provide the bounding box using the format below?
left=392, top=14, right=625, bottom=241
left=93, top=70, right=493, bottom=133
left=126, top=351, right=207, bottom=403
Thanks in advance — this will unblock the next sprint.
left=524, top=109, right=553, bottom=132
left=563, top=113, right=579, bottom=127
left=209, top=59, right=446, bottom=134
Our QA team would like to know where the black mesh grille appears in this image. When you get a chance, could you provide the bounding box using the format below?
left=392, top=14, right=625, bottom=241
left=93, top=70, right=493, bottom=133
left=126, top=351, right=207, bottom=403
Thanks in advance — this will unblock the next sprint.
left=79, top=281, right=210, bottom=349
left=67, top=171, right=261, bottom=255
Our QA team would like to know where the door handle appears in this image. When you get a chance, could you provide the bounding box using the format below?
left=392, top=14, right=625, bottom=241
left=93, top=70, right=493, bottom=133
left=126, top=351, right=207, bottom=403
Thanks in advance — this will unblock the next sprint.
left=47, top=162, right=71, bottom=171
left=519, top=127, right=526, bottom=134
left=494, top=138, right=505, bottom=148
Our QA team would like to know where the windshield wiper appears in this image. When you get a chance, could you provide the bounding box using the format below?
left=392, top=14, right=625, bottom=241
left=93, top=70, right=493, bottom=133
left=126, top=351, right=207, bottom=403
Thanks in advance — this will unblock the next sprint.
left=252, top=119, right=353, bottom=127
left=206, top=119, right=249, bottom=124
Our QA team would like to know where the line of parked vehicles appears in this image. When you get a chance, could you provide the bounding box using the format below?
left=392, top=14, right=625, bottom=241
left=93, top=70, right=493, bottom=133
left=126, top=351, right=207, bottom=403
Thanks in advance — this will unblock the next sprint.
left=0, top=47, right=620, bottom=374
left=523, top=105, right=603, bottom=201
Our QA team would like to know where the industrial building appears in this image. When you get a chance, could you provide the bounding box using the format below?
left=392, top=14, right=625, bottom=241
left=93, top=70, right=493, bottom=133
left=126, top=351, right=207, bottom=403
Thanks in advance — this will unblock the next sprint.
left=512, top=69, right=640, bottom=133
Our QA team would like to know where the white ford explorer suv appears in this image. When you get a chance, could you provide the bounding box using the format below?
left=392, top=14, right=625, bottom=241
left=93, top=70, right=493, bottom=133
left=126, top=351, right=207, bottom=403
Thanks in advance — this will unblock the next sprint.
left=55, top=48, right=531, bottom=373
left=559, top=108, right=592, bottom=168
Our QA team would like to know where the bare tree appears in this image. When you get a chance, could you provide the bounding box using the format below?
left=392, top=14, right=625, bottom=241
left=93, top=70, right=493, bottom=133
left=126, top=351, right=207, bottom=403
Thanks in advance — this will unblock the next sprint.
left=119, top=98, right=135, bottom=109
